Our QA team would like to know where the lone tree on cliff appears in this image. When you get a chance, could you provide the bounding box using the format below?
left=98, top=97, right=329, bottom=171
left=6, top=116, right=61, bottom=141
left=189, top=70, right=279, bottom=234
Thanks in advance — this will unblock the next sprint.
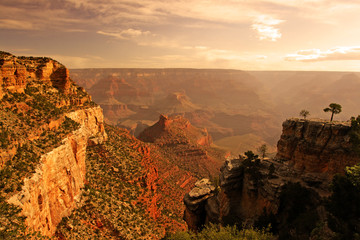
left=323, top=103, right=342, bottom=122
left=299, top=109, right=310, bottom=119
left=257, top=144, right=268, bottom=159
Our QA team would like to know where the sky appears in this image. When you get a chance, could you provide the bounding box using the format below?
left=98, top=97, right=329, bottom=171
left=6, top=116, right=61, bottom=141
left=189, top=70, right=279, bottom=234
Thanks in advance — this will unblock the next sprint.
left=1, top=0, right=360, bottom=71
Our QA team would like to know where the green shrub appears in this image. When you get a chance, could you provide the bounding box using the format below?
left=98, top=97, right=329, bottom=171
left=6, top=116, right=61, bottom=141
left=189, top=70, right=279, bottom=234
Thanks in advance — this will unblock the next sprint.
left=163, top=224, right=274, bottom=240
left=326, top=168, right=360, bottom=239
left=350, top=116, right=360, bottom=155
left=61, top=116, right=80, bottom=131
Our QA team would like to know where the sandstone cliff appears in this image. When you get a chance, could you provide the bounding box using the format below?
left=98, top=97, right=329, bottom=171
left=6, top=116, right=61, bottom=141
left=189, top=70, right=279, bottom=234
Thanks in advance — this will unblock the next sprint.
left=0, top=52, right=103, bottom=238
left=7, top=106, right=106, bottom=236
left=0, top=52, right=93, bottom=168
left=276, top=118, right=360, bottom=176
left=0, top=51, right=74, bottom=97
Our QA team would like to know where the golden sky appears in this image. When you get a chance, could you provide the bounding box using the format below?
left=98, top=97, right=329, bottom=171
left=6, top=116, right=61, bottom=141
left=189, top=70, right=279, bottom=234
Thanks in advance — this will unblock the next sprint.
left=1, top=0, right=360, bottom=71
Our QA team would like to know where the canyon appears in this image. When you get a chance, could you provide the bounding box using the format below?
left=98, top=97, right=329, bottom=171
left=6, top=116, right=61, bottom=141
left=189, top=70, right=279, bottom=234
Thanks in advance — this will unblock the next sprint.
left=1, top=51, right=360, bottom=239
left=0, top=52, right=226, bottom=239
left=183, top=118, right=360, bottom=239
left=70, top=68, right=281, bottom=155
left=70, top=69, right=360, bottom=157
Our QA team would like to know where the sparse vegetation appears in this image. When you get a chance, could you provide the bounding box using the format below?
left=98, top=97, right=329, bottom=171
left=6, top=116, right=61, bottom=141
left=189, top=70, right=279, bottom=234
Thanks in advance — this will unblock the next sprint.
left=299, top=109, right=310, bottom=119
left=257, top=144, right=267, bottom=159
left=326, top=167, right=360, bottom=239
left=163, top=224, right=274, bottom=240
left=56, top=125, right=183, bottom=239
left=323, top=103, right=342, bottom=122
left=242, top=151, right=264, bottom=188
left=0, top=55, right=95, bottom=238
left=350, top=115, right=360, bottom=154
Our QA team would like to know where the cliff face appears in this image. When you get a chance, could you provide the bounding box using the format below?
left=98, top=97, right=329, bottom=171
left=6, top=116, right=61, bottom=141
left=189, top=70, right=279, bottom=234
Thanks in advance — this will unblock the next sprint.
left=0, top=51, right=72, bottom=97
left=184, top=158, right=284, bottom=231
left=183, top=119, right=360, bottom=238
left=8, top=106, right=107, bottom=236
left=276, top=119, right=360, bottom=175
left=0, top=52, right=93, bottom=168
left=0, top=52, right=105, bottom=238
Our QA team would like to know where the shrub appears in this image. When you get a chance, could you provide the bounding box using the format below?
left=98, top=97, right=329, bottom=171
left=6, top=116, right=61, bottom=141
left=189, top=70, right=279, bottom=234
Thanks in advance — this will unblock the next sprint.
left=163, top=224, right=274, bottom=240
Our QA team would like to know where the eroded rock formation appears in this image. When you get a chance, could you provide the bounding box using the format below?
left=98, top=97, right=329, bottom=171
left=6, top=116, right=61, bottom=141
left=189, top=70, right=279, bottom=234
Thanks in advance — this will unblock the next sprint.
left=183, top=179, right=217, bottom=231
left=0, top=51, right=73, bottom=97
left=276, top=119, right=360, bottom=175
left=7, top=106, right=107, bottom=236
left=183, top=118, right=360, bottom=237
left=138, top=114, right=223, bottom=178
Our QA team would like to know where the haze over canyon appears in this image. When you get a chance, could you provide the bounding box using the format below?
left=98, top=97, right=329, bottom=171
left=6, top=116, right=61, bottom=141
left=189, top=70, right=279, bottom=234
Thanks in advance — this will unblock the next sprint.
left=70, top=68, right=360, bottom=156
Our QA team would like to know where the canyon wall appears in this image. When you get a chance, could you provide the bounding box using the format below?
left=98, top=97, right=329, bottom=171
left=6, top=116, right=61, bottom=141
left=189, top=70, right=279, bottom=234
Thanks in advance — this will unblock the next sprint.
left=183, top=118, right=360, bottom=235
left=276, top=119, right=360, bottom=175
left=8, top=106, right=107, bottom=236
left=0, top=51, right=73, bottom=96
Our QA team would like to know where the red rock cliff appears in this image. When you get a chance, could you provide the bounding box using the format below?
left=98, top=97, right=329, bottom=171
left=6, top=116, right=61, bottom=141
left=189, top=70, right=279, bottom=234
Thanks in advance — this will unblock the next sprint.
left=7, top=106, right=107, bottom=236
left=276, top=119, right=360, bottom=176
left=0, top=51, right=72, bottom=97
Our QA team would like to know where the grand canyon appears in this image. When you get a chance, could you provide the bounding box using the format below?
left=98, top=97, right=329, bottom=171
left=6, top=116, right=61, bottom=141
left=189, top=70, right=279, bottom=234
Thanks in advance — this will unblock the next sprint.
left=2, top=0, right=360, bottom=239
left=0, top=51, right=359, bottom=240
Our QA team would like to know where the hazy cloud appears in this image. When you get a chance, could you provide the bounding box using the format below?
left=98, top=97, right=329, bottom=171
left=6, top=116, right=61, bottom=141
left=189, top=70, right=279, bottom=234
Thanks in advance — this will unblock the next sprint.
left=285, top=47, right=360, bottom=62
left=251, top=15, right=284, bottom=41
left=0, top=19, right=37, bottom=30
left=2, top=0, right=360, bottom=70
left=97, top=29, right=153, bottom=40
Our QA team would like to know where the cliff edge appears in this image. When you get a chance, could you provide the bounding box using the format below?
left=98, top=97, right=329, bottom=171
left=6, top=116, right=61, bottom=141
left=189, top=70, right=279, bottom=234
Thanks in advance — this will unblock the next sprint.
left=0, top=51, right=106, bottom=237
left=276, top=118, right=359, bottom=176
left=183, top=118, right=360, bottom=239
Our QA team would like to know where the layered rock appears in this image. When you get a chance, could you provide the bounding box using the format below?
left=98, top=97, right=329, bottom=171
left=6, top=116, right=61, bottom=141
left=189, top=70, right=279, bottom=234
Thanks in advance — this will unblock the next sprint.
left=8, top=106, right=107, bottom=236
left=183, top=118, right=360, bottom=233
left=70, top=68, right=280, bottom=154
left=138, top=114, right=223, bottom=178
left=276, top=119, right=360, bottom=175
left=0, top=51, right=73, bottom=98
left=138, top=114, right=212, bottom=147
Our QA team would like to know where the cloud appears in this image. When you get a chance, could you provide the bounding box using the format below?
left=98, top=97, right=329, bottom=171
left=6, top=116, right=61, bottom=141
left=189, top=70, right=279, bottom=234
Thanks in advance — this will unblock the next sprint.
left=285, top=47, right=360, bottom=62
left=97, top=28, right=152, bottom=40
left=0, top=19, right=37, bottom=30
left=251, top=15, right=284, bottom=41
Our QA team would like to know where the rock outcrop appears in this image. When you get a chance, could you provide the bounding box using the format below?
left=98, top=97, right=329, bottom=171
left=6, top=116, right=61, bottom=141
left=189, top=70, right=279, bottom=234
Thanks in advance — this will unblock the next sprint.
left=8, top=106, right=107, bottom=236
left=276, top=119, right=360, bottom=176
left=183, top=118, right=360, bottom=237
left=0, top=51, right=73, bottom=97
left=183, top=179, right=217, bottom=231
left=138, top=114, right=223, bottom=178
left=138, top=114, right=212, bottom=147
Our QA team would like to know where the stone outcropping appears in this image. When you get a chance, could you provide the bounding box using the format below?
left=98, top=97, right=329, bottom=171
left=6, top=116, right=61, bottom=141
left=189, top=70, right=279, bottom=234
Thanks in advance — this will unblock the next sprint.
left=0, top=51, right=73, bottom=98
left=138, top=114, right=212, bottom=147
left=276, top=119, right=360, bottom=176
left=138, top=114, right=223, bottom=178
left=8, top=106, right=107, bottom=236
left=183, top=179, right=217, bottom=231
left=183, top=118, right=360, bottom=233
